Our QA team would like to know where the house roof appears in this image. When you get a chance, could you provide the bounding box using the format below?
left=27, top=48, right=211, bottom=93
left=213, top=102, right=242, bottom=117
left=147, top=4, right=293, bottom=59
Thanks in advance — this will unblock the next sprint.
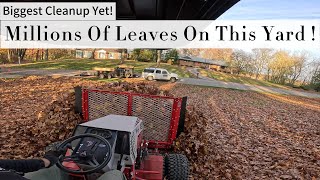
left=179, top=56, right=228, bottom=67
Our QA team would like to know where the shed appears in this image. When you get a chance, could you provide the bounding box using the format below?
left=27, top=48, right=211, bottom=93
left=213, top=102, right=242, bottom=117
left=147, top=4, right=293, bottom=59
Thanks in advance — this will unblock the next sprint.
left=178, top=56, right=228, bottom=71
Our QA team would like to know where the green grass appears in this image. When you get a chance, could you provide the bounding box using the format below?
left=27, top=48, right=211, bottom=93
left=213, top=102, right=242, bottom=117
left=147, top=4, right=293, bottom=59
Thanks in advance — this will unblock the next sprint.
left=199, top=69, right=292, bottom=89
left=10, top=59, right=194, bottom=78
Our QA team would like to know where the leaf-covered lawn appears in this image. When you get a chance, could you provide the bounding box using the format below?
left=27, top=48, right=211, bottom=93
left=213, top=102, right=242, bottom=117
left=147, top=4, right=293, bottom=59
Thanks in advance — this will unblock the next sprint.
left=0, top=77, right=319, bottom=179
left=171, top=84, right=320, bottom=179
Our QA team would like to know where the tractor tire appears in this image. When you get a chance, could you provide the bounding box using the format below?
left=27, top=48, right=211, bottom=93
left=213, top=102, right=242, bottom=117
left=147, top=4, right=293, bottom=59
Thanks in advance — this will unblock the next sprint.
left=164, top=154, right=189, bottom=180
left=125, top=73, right=131, bottom=78
left=147, top=76, right=153, bottom=81
left=99, top=73, right=105, bottom=79
left=170, top=77, right=177, bottom=83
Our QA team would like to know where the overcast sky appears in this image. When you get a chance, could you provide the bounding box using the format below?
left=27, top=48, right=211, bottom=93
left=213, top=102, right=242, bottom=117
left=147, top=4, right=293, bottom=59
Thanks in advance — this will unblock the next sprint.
left=218, top=0, right=320, bottom=58
left=220, top=0, right=320, bottom=20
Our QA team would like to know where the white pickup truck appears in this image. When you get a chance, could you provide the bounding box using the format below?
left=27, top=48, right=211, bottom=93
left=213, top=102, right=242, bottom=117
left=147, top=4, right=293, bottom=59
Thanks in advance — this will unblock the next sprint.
left=142, top=68, right=179, bottom=82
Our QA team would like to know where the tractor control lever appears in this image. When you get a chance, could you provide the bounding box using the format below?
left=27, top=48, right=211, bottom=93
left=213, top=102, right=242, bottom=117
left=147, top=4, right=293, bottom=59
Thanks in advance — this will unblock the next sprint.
left=142, top=141, right=149, bottom=159
left=117, top=134, right=128, bottom=171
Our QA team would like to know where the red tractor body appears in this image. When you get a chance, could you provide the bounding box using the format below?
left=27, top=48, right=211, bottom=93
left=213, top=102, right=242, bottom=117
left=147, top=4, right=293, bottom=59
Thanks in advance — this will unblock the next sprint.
left=69, top=87, right=188, bottom=180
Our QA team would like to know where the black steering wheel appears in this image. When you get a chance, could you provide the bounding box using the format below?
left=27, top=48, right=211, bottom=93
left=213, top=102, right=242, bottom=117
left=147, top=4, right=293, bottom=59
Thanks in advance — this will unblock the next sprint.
left=56, top=134, right=112, bottom=175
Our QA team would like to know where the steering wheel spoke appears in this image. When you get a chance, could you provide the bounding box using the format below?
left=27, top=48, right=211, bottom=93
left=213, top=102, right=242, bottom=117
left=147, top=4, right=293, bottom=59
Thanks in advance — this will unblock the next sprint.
left=66, top=143, right=75, bottom=151
left=87, top=156, right=100, bottom=167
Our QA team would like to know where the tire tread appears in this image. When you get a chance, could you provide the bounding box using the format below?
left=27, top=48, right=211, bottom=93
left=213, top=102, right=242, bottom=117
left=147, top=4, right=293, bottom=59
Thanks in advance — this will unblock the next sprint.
left=165, top=154, right=189, bottom=180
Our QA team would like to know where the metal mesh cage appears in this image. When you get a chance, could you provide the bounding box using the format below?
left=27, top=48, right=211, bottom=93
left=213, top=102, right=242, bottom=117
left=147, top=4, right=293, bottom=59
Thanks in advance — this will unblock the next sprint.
left=131, top=96, right=173, bottom=142
left=84, top=90, right=180, bottom=144
left=88, top=91, right=128, bottom=120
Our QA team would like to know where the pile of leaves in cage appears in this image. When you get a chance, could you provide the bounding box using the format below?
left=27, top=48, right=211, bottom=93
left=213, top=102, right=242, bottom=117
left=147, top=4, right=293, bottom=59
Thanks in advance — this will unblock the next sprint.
left=0, top=76, right=170, bottom=159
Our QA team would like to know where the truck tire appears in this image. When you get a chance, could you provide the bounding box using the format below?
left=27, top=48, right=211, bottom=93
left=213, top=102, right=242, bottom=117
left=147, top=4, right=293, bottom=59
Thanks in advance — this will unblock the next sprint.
left=147, top=76, right=153, bottom=81
left=125, top=72, right=131, bottom=78
left=99, top=73, right=105, bottom=79
left=164, top=154, right=189, bottom=180
left=170, top=77, right=177, bottom=83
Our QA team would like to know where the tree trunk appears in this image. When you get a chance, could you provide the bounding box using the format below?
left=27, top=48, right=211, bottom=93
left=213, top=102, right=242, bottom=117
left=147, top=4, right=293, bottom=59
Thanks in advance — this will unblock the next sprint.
left=45, top=49, right=49, bottom=60
left=302, top=77, right=307, bottom=86
left=266, top=69, right=270, bottom=81
left=7, top=50, right=11, bottom=62
left=119, top=49, right=125, bottom=64
left=156, top=50, right=161, bottom=67
left=255, top=69, right=260, bottom=79
left=18, top=49, right=26, bottom=64
left=124, top=49, right=127, bottom=60
left=91, top=49, right=96, bottom=59
left=36, top=49, right=40, bottom=61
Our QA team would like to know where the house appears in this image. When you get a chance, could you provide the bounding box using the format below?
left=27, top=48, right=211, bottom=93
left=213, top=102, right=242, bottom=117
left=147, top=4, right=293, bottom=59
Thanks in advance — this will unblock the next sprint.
left=75, top=49, right=93, bottom=59
left=178, top=56, right=228, bottom=72
left=94, top=49, right=123, bottom=60
left=76, top=49, right=123, bottom=60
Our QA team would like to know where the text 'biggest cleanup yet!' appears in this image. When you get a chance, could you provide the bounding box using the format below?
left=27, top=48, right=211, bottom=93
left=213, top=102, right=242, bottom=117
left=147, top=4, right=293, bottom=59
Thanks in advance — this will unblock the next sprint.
left=2, top=5, right=113, bottom=18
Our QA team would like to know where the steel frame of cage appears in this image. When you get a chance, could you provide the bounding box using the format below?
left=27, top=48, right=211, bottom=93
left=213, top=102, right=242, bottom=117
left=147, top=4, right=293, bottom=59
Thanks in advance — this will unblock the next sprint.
left=82, top=88, right=183, bottom=149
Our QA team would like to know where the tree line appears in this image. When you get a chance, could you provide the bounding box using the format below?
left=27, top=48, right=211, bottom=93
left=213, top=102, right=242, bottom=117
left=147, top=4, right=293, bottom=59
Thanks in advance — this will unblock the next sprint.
left=0, top=48, right=319, bottom=91
left=0, top=49, right=73, bottom=64
left=179, top=48, right=320, bottom=91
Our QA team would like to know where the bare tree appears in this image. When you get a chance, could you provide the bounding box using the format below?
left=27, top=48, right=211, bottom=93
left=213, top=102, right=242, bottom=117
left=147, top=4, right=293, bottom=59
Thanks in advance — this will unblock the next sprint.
left=202, top=48, right=233, bottom=62
left=7, top=50, right=13, bottom=62
left=252, top=49, right=274, bottom=79
left=36, top=49, right=40, bottom=61
left=178, top=49, right=201, bottom=57
left=300, top=60, right=318, bottom=85
left=45, top=49, right=49, bottom=61
left=91, top=49, right=97, bottom=59
left=289, top=52, right=308, bottom=85
left=119, top=49, right=127, bottom=64
left=309, top=60, right=320, bottom=84
left=230, top=50, right=252, bottom=74
left=7, top=49, right=27, bottom=64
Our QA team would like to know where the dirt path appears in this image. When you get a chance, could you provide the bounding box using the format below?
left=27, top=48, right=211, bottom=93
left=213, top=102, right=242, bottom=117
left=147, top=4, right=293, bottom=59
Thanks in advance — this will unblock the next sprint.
left=182, top=68, right=320, bottom=98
